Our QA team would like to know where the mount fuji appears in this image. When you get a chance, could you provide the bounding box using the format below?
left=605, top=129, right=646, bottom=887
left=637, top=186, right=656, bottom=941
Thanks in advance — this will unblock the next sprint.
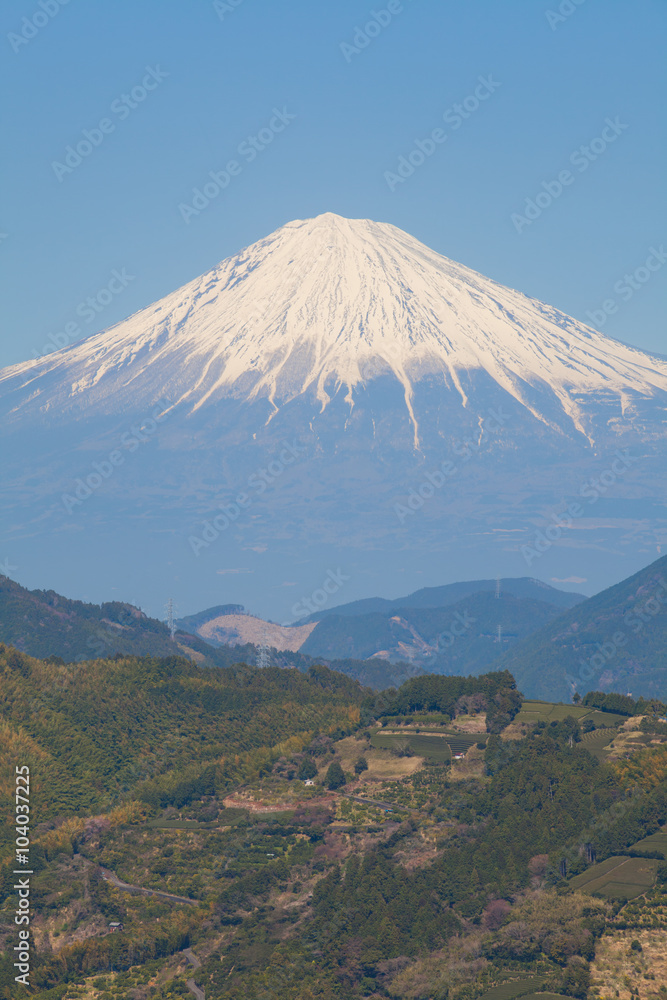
left=2, top=213, right=666, bottom=619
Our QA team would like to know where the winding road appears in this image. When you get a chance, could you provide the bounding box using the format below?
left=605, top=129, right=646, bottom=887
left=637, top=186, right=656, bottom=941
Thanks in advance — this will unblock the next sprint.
left=183, top=948, right=205, bottom=1000
left=100, top=867, right=200, bottom=905
left=99, top=867, right=205, bottom=996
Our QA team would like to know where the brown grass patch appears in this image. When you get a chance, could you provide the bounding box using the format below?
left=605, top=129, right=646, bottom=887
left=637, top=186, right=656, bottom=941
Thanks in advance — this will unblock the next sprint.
left=591, top=928, right=667, bottom=998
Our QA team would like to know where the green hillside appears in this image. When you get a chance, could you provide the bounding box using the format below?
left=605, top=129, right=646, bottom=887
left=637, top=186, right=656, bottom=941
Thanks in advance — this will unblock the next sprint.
left=0, top=574, right=251, bottom=666
left=496, top=553, right=667, bottom=702
left=2, top=649, right=667, bottom=998
left=0, top=576, right=398, bottom=685
left=0, top=644, right=364, bottom=823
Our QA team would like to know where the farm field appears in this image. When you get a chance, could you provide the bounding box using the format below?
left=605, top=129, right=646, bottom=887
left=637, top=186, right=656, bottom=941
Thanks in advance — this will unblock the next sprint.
left=522, top=994, right=570, bottom=999
left=516, top=700, right=627, bottom=727
left=579, top=727, right=616, bottom=759
left=477, top=975, right=547, bottom=1000
left=371, top=731, right=452, bottom=762
left=568, top=856, right=659, bottom=899
left=371, top=729, right=482, bottom=761
left=628, top=825, right=667, bottom=856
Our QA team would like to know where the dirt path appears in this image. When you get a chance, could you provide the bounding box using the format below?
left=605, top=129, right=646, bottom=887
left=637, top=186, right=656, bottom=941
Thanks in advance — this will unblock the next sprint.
left=100, top=866, right=199, bottom=906
left=343, top=793, right=406, bottom=811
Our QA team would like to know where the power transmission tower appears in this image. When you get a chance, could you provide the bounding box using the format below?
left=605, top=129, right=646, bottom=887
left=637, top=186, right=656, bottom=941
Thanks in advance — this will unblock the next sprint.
left=256, top=641, right=271, bottom=669
left=495, top=576, right=501, bottom=598
left=165, top=598, right=177, bottom=640
left=496, top=624, right=503, bottom=644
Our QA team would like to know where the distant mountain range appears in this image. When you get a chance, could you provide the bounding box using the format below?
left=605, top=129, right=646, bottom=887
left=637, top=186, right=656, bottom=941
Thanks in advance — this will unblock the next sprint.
left=297, top=576, right=584, bottom=621
left=0, top=575, right=418, bottom=690
left=181, top=577, right=584, bottom=669
left=2, top=554, right=666, bottom=700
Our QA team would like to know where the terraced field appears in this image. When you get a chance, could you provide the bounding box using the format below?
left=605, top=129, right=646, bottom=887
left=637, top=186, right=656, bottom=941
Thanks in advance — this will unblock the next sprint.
left=579, top=727, right=616, bottom=759
left=371, top=728, right=483, bottom=761
left=517, top=700, right=626, bottom=727
left=522, top=994, right=569, bottom=999
left=629, top=825, right=667, bottom=857
left=371, top=731, right=452, bottom=762
left=568, top=855, right=659, bottom=900
left=477, top=976, right=547, bottom=1000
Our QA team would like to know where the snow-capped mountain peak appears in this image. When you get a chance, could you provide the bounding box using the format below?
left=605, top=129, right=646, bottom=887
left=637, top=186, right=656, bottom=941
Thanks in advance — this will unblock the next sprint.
left=3, top=213, right=667, bottom=447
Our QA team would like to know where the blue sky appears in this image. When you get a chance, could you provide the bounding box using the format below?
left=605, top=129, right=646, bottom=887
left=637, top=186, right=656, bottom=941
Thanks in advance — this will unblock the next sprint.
left=1, top=0, right=665, bottom=368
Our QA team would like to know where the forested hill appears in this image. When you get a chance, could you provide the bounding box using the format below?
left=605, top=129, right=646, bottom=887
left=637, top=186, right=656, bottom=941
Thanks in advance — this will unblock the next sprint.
left=0, top=575, right=254, bottom=665
left=497, top=553, right=667, bottom=702
left=300, top=590, right=570, bottom=669
left=0, top=644, right=365, bottom=823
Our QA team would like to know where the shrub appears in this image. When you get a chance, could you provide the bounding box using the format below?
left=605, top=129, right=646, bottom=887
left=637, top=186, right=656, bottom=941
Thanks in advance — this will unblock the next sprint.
left=297, top=758, right=318, bottom=781
left=325, top=761, right=346, bottom=790
left=354, top=757, right=369, bottom=775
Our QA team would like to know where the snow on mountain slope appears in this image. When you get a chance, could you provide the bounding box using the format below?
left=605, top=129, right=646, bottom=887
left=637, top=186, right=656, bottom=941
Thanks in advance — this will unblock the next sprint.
left=2, top=213, right=667, bottom=447
left=2, top=213, right=667, bottom=617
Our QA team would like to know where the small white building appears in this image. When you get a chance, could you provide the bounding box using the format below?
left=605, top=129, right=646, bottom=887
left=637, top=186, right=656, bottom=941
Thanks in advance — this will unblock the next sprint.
left=304, top=778, right=315, bottom=786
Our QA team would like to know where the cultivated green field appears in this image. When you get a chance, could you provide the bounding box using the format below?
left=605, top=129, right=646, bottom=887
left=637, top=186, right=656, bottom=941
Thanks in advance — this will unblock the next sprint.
left=628, top=825, right=667, bottom=857
left=516, top=700, right=626, bottom=727
left=371, top=732, right=452, bottom=761
left=382, top=712, right=453, bottom=727
left=522, top=994, right=570, bottom=999
left=478, top=976, right=546, bottom=1000
left=568, top=855, right=658, bottom=899
left=371, top=730, right=481, bottom=761
left=579, top=727, right=616, bottom=759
